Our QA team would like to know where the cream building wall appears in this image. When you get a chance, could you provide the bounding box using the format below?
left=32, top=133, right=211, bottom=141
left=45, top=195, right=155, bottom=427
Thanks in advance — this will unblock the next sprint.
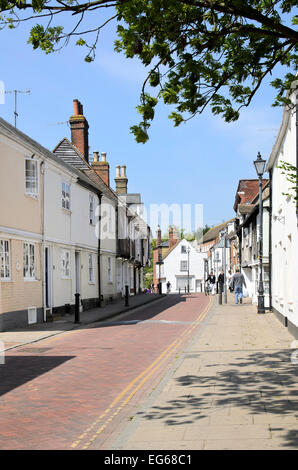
left=0, top=132, right=43, bottom=329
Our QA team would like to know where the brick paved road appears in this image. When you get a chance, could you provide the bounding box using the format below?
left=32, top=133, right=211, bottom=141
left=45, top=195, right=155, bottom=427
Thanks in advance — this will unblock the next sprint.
left=0, top=294, right=212, bottom=450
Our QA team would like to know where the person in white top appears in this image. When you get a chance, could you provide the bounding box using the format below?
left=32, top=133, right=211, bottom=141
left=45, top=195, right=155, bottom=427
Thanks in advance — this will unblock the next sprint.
left=227, top=269, right=233, bottom=292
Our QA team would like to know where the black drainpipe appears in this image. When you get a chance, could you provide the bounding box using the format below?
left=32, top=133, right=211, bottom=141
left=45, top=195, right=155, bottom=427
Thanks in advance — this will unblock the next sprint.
left=97, top=192, right=102, bottom=308
left=269, top=169, right=273, bottom=311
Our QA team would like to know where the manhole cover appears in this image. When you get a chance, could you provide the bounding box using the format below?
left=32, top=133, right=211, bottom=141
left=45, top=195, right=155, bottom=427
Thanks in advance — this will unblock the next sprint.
left=21, top=347, right=52, bottom=353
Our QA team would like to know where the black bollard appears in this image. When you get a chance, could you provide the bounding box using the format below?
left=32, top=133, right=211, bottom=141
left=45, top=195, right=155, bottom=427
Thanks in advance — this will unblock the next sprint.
left=218, top=284, right=222, bottom=305
left=125, top=285, right=129, bottom=306
left=74, top=293, right=80, bottom=323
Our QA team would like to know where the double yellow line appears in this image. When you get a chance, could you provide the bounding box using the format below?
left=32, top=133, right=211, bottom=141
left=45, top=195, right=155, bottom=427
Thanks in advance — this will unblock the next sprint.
left=71, top=296, right=212, bottom=450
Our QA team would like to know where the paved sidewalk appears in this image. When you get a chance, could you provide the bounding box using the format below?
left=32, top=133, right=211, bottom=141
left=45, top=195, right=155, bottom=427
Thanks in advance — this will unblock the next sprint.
left=112, top=297, right=298, bottom=450
left=0, top=293, right=164, bottom=352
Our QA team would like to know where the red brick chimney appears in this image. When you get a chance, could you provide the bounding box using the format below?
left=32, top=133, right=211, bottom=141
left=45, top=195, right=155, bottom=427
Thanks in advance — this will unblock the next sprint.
left=169, top=226, right=178, bottom=248
left=69, top=99, right=89, bottom=163
left=91, top=151, right=110, bottom=187
left=156, top=225, right=162, bottom=247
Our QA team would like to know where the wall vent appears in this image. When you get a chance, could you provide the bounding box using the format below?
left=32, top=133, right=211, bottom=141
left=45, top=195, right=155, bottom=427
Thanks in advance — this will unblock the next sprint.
left=28, top=307, right=37, bottom=325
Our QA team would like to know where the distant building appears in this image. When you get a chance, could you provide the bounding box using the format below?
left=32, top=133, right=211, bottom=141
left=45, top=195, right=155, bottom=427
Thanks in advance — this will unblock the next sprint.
left=197, top=219, right=235, bottom=280
left=153, top=227, right=206, bottom=293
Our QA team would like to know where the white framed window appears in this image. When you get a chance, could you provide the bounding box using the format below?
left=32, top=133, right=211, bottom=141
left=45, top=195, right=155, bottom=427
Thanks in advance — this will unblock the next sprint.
left=62, top=182, right=71, bottom=211
left=0, top=240, right=10, bottom=280
left=108, top=257, right=112, bottom=282
left=25, top=158, right=38, bottom=196
left=61, top=250, right=71, bottom=278
left=89, top=194, right=95, bottom=225
left=181, top=245, right=187, bottom=254
left=180, top=260, right=188, bottom=271
left=23, top=242, right=35, bottom=280
left=88, top=253, right=94, bottom=283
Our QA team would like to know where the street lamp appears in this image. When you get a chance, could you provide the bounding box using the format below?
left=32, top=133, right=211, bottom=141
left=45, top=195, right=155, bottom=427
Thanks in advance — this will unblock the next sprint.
left=157, top=251, right=164, bottom=295
left=253, top=151, right=266, bottom=314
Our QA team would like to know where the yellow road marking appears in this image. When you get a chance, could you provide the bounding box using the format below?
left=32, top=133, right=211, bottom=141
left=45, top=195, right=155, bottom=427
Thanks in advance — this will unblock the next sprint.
left=72, top=296, right=213, bottom=449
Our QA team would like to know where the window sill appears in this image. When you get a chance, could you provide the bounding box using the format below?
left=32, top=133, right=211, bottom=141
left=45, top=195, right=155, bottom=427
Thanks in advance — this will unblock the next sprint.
left=24, top=278, right=37, bottom=282
left=25, top=192, right=39, bottom=200
left=62, top=207, right=72, bottom=214
left=1, top=278, right=12, bottom=282
left=61, top=276, right=71, bottom=280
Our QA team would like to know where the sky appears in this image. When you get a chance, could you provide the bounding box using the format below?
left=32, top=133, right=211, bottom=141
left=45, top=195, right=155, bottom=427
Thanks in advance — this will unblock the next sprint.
left=0, top=9, right=285, bottom=235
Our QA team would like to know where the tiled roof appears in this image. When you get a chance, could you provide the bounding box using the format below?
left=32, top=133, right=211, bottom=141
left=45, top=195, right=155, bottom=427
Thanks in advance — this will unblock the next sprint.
left=203, top=219, right=235, bottom=243
left=233, top=179, right=269, bottom=211
left=53, top=137, right=90, bottom=170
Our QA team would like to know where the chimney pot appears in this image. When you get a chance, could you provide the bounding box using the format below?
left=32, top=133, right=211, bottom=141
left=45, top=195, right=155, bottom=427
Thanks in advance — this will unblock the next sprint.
left=93, top=151, right=99, bottom=162
left=115, top=165, right=128, bottom=194
left=73, top=99, right=80, bottom=115
left=101, top=152, right=107, bottom=163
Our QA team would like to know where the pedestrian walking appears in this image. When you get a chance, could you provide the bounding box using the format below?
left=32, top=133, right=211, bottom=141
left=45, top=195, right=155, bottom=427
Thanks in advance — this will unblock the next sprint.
left=231, top=268, right=246, bottom=304
left=227, top=269, right=233, bottom=293
left=166, top=281, right=171, bottom=294
left=206, top=272, right=216, bottom=295
left=218, top=270, right=224, bottom=294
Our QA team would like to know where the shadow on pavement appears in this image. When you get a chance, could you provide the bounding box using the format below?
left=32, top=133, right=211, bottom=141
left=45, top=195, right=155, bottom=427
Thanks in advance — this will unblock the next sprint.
left=0, top=294, right=183, bottom=333
left=137, top=348, right=298, bottom=449
left=0, top=355, right=75, bottom=397
left=87, top=294, right=191, bottom=329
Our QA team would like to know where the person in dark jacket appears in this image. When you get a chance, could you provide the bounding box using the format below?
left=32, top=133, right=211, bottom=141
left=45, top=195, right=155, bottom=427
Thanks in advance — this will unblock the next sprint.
left=206, top=272, right=216, bottom=295
left=218, top=270, right=224, bottom=293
